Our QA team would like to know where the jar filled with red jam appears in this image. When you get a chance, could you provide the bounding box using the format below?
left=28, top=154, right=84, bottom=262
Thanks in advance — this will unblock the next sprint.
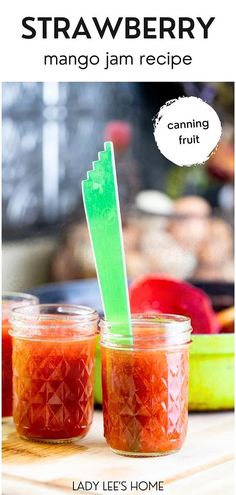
left=10, top=304, right=98, bottom=443
left=100, top=314, right=192, bottom=457
left=2, top=292, right=38, bottom=417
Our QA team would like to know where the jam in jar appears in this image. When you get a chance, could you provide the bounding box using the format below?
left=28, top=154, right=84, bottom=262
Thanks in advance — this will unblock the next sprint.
left=2, top=292, right=38, bottom=417
left=101, top=314, right=192, bottom=456
left=11, top=304, right=98, bottom=442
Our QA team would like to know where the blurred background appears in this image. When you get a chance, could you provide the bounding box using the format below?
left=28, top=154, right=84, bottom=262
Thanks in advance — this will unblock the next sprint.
left=2, top=82, right=234, bottom=291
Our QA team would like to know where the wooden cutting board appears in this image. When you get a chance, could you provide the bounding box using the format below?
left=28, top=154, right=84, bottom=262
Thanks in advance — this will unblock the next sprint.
left=2, top=411, right=234, bottom=495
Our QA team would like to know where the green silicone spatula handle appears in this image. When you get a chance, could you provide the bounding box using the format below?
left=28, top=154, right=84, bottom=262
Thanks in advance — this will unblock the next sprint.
left=82, top=141, right=132, bottom=337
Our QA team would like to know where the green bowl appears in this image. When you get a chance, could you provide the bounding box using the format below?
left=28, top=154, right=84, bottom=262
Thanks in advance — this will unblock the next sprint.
left=94, top=343, right=102, bottom=404
left=94, top=334, right=234, bottom=410
left=189, top=333, right=234, bottom=410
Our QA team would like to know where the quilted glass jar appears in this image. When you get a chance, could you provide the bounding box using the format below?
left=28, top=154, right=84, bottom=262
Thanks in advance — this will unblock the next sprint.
left=2, top=292, right=38, bottom=418
left=10, top=304, right=98, bottom=443
left=100, top=314, right=192, bottom=457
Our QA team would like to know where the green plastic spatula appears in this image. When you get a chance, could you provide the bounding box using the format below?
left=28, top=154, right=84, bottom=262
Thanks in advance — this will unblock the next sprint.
left=82, top=141, right=132, bottom=338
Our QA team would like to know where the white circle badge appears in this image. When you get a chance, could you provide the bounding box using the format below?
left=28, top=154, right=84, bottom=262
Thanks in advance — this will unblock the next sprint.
left=153, top=96, right=222, bottom=167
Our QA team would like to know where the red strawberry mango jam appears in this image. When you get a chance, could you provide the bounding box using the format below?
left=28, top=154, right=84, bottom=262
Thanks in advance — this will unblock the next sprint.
left=12, top=321, right=97, bottom=441
left=129, top=275, right=219, bottom=334
left=2, top=318, right=13, bottom=417
left=102, top=327, right=189, bottom=455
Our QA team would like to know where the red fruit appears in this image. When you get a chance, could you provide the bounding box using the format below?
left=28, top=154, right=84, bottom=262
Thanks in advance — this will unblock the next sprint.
left=129, top=274, right=220, bottom=334
left=207, top=141, right=234, bottom=182
left=104, top=121, right=132, bottom=152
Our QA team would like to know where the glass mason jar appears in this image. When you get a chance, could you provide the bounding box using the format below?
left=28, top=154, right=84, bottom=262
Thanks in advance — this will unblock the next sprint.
left=2, top=292, right=39, bottom=417
left=10, top=304, right=98, bottom=443
left=100, top=314, right=192, bottom=457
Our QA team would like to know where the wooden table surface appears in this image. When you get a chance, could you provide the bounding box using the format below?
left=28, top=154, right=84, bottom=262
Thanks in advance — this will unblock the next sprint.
left=2, top=411, right=234, bottom=495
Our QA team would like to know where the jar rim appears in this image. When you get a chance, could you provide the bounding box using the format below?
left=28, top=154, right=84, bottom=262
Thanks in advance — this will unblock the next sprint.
left=100, top=313, right=192, bottom=349
left=100, top=313, right=191, bottom=332
left=11, top=303, right=98, bottom=318
left=2, top=291, right=39, bottom=303
left=10, top=304, right=99, bottom=339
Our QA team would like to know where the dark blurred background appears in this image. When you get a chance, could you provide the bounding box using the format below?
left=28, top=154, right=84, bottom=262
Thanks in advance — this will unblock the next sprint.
left=2, top=82, right=234, bottom=290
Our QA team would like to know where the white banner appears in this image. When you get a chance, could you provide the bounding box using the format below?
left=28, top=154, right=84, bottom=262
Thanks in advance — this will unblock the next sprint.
left=0, top=0, right=234, bottom=81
